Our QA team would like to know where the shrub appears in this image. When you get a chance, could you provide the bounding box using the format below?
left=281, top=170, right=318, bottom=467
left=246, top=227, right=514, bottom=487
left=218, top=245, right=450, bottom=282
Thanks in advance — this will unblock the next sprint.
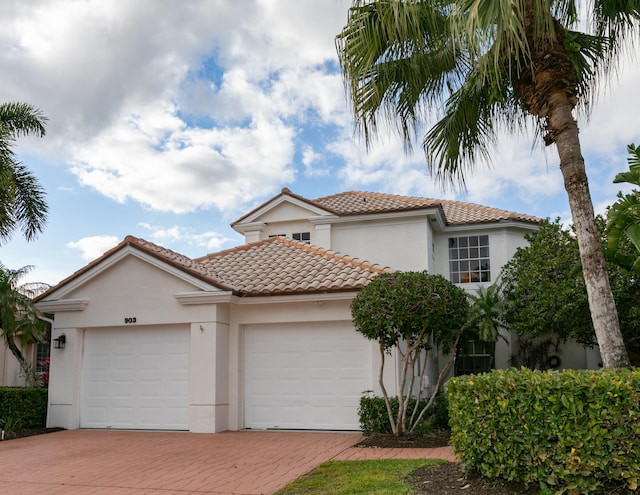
left=0, top=387, right=47, bottom=429
left=447, top=368, right=640, bottom=494
left=358, top=391, right=449, bottom=435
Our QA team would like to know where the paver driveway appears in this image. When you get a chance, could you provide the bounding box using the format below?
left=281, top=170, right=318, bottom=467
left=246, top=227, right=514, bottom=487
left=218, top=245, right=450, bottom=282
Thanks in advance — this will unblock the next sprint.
left=0, top=429, right=362, bottom=495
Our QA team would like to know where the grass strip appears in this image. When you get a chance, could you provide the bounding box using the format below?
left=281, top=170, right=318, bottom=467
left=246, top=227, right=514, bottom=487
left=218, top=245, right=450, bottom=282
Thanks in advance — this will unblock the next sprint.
left=274, top=458, right=444, bottom=495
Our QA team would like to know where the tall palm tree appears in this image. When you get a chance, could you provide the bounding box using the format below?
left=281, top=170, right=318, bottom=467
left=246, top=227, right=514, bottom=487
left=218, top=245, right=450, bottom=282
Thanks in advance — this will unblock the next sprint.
left=0, top=263, right=48, bottom=379
left=0, top=102, right=48, bottom=244
left=336, top=0, right=639, bottom=368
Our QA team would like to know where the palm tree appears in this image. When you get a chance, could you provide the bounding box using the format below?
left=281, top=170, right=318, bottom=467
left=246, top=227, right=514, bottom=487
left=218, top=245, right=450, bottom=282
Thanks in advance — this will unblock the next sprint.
left=606, top=144, right=640, bottom=273
left=464, top=284, right=509, bottom=343
left=0, top=263, right=49, bottom=382
left=336, top=0, right=639, bottom=368
left=0, top=102, right=48, bottom=244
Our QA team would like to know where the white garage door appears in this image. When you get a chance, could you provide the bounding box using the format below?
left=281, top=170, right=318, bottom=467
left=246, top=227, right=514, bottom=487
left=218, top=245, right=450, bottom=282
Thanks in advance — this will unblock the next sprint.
left=244, top=322, right=371, bottom=430
left=81, top=326, right=190, bottom=430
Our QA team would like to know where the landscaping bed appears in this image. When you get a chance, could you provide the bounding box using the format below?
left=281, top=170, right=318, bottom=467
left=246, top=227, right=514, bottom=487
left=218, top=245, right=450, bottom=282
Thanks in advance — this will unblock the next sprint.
left=359, top=430, right=538, bottom=495
left=1, top=427, right=64, bottom=441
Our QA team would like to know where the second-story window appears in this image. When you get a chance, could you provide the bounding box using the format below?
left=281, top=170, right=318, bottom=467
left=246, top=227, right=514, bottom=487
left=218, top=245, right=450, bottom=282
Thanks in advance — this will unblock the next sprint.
left=292, top=232, right=311, bottom=244
left=449, top=235, right=490, bottom=283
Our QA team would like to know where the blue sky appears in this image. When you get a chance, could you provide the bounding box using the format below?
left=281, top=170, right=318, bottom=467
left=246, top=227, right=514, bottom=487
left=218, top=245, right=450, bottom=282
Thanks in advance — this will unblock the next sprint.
left=1, top=0, right=639, bottom=286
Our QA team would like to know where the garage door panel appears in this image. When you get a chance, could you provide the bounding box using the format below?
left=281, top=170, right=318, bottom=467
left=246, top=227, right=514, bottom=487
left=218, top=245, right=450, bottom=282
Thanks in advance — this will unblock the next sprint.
left=244, top=323, right=371, bottom=430
left=81, top=326, right=189, bottom=430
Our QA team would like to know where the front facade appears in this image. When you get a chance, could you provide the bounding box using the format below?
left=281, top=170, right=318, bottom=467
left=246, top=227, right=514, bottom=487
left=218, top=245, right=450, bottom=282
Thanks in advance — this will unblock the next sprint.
left=37, top=189, right=599, bottom=433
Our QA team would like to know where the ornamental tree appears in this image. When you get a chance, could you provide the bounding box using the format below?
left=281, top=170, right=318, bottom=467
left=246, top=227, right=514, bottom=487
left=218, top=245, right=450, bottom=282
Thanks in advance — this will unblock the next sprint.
left=351, top=271, right=469, bottom=435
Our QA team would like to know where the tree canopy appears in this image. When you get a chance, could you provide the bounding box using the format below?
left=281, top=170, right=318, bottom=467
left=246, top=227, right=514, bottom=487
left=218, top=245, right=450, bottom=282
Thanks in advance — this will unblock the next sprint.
left=501, top=219, right=594, bottom=345
left=351, top=271, right=469, bottom=435
left=606, top=143, right=640, bottom=273
left=0, top=102, right=48, bottom=244
left=0, top=263, right=48, bottom=382
left=501, top=217, right=640, bottom=365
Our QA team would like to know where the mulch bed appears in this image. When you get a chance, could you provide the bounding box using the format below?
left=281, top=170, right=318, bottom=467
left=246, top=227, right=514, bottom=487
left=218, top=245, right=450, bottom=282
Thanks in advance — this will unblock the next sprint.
left=357, top=430, right=539, bottom=495
left=1, top=427, right=65, bottom=441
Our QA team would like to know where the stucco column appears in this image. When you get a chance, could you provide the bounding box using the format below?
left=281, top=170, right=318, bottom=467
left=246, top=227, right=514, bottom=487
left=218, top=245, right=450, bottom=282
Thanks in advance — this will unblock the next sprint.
left=314, top=223, right=332, bottom=249
left=189, top=321, right=229, bottom=433
left=47, top=328, right=83, bottom=429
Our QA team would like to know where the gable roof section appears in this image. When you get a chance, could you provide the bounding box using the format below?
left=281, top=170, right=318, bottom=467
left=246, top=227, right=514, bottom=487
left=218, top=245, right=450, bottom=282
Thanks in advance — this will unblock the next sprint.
left=194, top=236, right=391, bottom=296
left=38, top=235, right=390, bottom=302
left=35, top=236, right=236, bottom=302
left=232, top=189, right=540, bottom=228
left=231, top=187, right=332, bottom=226
left=312, top=191, right=540, bottom=225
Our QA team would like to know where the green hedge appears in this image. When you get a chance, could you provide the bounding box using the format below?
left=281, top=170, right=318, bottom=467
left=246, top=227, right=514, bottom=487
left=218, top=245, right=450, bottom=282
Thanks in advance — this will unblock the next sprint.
left=447, top=368, right=640, bottom=494
left=358, top=392, right=449, bottom=435
left=0, top=387, right=48, bottom=429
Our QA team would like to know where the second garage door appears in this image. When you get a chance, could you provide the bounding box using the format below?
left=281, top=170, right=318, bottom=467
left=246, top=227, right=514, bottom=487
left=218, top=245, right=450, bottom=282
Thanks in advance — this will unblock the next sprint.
left=80, top=326, right=190, bottom=430
left=244, top=322, right=372, bottom=430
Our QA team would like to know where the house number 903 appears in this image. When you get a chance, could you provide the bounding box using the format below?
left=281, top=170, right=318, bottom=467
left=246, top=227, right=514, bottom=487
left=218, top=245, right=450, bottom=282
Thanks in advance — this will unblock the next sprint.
left=124, top=317, right=137, bottom=324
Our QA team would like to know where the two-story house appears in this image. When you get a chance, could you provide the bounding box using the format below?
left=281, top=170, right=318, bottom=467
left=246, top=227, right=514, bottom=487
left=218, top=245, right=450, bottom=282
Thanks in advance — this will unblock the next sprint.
left=36, top=189, right=600, bottom=434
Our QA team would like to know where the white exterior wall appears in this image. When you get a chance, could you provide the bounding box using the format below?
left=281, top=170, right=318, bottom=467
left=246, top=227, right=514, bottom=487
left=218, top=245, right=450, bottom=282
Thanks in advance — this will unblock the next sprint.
left=44, top=254, right=231, bottom=433
left=331, top=217, right=430, bottom=271
left=0, top=344, right=36, bottom=387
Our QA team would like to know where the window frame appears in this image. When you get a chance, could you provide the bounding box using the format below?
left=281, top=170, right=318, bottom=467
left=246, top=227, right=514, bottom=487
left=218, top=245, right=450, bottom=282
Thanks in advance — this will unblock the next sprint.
left=448, top=234, right=491, bottom=284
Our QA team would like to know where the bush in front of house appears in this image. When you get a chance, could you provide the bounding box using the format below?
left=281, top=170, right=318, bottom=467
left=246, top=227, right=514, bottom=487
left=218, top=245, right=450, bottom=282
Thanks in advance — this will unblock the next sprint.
left=0, top=387, right=47, bottom=429
left=447, top=368, right=640, bottom=494
left=358, top=391, right=449, bottom=435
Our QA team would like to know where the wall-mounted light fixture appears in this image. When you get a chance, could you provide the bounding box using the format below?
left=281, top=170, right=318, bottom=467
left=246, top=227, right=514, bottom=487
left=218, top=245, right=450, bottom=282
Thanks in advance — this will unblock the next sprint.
left=53, top=334, right=66, bottom=349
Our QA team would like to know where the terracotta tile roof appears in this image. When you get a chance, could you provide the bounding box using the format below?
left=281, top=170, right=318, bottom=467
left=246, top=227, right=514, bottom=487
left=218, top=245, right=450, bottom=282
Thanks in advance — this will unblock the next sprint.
left=37, top=235, right=390, bottom=301
left=194, top=236, right=390, bottom=296
left=311, top=191, right=540, bottom=225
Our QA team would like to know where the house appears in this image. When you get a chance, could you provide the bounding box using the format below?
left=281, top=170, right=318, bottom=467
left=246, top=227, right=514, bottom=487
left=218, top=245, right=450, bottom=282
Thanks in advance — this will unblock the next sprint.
left=0, top=341, right=49, bottom=387
left=36, top=189, right=600, bottom=433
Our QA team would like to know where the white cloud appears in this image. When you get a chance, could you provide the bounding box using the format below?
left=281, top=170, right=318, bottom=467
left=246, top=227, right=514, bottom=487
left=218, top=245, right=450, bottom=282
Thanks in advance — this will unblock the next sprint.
left=138, top=223, right=232, bottom=254
left=67, top=235, right=120, bottom=261
left=69, top=106, right=296, bottom=215
left=1, top=0, right=354, bottom=217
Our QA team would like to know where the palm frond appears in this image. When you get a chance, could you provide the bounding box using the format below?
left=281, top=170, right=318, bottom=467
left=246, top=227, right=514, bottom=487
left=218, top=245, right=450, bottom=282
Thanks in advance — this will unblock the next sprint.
left=607, top=192, right=640, bottom=249
left=422, top=59, right=526, bottom=187
left=11, top=163, right=48, bottom=242
left=337, top=0, right=463, bottom=149
left=0, top=102, right=47, bottom=138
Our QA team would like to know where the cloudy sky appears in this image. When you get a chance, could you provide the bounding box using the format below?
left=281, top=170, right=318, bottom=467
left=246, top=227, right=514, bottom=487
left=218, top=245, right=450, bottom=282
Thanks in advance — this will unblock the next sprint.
left=1, top=0, right=639, bottom=286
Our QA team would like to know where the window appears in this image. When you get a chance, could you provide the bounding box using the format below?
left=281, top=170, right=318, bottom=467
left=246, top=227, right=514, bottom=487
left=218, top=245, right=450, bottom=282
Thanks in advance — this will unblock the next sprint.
left=448, top=235, right=490, bottom=283
left=35, top=342, right=50, bottom=373
left=292, top=232, right=311, bottom=244
left=455, top=339, right=495, bottom=375
left=268, top=232, right=311, bottom=244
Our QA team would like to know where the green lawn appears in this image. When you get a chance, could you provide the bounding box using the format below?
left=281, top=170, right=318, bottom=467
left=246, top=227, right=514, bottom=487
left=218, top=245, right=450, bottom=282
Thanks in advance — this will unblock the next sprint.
left=274, top=458, right=444, bottom=495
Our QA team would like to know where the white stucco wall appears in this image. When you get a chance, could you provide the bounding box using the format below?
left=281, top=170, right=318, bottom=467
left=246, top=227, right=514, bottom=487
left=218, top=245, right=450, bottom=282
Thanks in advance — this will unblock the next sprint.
left=43, top=253, right=231, bottom=432
left=330, top=217, right=431, bottom=271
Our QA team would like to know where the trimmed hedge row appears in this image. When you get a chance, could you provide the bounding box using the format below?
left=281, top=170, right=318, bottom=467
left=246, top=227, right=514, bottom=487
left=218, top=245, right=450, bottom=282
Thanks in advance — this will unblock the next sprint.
left=0, top=387, right=48, bottom=429
left=358, top=391, right=449, bottom=435
left=447, top=368, right=640, bottom=494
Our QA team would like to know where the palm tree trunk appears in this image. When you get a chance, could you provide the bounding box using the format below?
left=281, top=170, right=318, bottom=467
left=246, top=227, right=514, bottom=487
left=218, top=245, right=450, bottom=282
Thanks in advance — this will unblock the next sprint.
left=548, top=93, right=630, bottom=368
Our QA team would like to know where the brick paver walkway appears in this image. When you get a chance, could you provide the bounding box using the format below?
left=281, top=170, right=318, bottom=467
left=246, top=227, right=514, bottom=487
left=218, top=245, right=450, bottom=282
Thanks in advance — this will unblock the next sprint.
left=0, top=429, right=457, bottom=495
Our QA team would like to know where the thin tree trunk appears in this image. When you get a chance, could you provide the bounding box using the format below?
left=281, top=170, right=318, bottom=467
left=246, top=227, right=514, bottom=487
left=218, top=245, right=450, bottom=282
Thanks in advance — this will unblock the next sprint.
left=549, top=93, right=630, bottom=368
left=377, top=345, right=397, bottom=435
